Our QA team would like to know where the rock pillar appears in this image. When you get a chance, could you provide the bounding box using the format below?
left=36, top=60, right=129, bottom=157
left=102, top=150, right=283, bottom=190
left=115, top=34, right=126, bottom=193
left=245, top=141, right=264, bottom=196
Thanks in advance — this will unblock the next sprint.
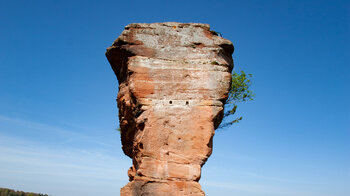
left=106, top=22, right=233, bottom=196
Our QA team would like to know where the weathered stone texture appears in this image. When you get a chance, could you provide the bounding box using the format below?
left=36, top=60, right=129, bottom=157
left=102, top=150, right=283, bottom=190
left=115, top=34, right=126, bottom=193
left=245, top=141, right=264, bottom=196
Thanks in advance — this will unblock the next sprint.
left=106, top=22, right=234, bottom=196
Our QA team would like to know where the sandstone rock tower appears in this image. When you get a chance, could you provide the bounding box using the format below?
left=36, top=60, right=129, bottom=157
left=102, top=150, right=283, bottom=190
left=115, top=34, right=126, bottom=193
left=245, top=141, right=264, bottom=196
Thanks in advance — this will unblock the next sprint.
left=106, top=22, right=234, bottom=196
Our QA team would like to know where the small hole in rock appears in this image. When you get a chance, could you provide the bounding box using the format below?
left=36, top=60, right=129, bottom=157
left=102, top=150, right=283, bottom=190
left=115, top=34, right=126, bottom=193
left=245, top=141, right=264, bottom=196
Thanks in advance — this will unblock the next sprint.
left=139, top=143, right=143, bottom=149
left=186, top=101, right=189, bottom=105
left=169, top=101, right=172, bottom=104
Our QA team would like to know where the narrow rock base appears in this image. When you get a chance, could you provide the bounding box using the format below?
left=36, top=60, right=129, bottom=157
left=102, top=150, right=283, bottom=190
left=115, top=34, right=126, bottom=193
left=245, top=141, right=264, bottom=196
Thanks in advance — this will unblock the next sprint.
left=121, top=180, right=205, bottom=196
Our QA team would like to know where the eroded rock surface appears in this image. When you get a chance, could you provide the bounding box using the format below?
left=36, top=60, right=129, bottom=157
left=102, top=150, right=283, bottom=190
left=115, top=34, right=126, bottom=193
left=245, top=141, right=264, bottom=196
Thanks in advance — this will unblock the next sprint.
left=106, top=22, right=234, bottom=196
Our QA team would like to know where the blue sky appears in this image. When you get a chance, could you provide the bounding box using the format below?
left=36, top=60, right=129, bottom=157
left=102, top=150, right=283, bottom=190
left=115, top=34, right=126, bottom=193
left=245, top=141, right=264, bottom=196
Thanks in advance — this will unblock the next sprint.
left=0, top=0, right=349, bottom=195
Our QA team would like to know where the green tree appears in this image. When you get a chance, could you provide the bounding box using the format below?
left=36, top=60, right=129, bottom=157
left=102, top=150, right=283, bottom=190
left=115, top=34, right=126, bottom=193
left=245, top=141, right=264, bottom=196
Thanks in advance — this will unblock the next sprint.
left=0, top=188, right=48, bottom=196
left=220, top=70, right=254, bottom=128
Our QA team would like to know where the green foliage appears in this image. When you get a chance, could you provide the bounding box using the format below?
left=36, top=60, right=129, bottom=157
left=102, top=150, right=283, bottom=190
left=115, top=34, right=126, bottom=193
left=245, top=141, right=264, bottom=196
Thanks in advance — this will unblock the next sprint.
left=0, top=188, right=48, bottom=196
left=220, top=70, right=254, bottom=128
left=210, top=61, right=219, bottom=65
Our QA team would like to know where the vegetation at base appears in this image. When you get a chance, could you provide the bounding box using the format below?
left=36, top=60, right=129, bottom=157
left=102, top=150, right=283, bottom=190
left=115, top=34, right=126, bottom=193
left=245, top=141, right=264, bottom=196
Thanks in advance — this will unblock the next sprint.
left=220, top=70, right=254, bottom=128
left=0, top=187, right=48, bottom=196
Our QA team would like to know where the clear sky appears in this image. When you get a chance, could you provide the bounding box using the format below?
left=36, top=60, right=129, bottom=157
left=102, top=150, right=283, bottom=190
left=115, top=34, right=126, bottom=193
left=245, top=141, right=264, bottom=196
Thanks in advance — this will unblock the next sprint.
left=0, top=0, right=349, bottom=196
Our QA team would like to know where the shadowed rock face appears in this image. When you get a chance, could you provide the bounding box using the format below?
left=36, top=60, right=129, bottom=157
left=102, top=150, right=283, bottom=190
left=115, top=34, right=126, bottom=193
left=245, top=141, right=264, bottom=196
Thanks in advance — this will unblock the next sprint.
left=106, top=22, right=234, bottom=196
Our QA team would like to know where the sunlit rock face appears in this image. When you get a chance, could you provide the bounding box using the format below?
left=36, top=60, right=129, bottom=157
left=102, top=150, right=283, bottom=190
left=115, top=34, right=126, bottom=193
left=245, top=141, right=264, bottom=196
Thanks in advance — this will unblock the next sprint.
left=106, top=22, right=233, bottom=196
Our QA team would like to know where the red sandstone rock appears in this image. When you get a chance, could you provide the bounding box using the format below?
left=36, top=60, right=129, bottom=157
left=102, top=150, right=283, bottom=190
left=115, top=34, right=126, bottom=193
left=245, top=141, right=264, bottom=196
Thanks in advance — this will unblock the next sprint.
left=106, top=22, right=234, bottom=196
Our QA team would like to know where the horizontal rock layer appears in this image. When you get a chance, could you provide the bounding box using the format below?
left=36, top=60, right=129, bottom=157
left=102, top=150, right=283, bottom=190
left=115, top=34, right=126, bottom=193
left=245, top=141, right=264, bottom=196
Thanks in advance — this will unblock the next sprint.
left=106, top=22, right=233, bottom=196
